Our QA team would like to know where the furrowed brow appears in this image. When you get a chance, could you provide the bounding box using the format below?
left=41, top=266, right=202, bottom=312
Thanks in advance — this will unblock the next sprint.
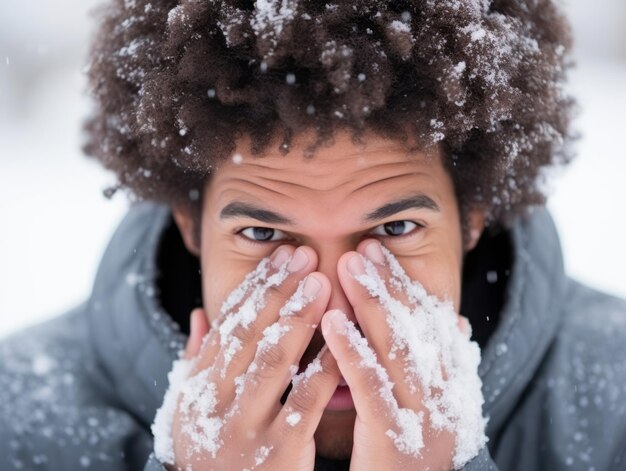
left=219, top=201, right=295, bottom=225
left=363, top=194, right=440, bottom=222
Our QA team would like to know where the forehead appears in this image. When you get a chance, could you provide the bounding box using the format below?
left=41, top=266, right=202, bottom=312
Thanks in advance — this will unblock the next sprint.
left=210, top=132, right=449, bottom=197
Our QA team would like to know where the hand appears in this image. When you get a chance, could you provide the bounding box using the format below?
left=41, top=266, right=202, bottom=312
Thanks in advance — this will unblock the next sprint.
left=154, top=245, right=342, bottom=471
left=321, top=240, right=486, bottom=471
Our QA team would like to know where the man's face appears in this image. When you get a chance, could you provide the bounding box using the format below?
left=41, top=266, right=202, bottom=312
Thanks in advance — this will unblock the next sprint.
left=177, top=131, right=483, bottom=459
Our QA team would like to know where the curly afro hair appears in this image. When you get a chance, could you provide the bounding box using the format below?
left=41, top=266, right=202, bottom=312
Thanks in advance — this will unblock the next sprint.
left=83, top=0, right=576, bottom=234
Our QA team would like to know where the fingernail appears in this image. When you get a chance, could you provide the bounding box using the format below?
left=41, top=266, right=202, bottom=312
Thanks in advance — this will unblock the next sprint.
left=287, top=248, right=309, bottom=272
left=325, top=309, right=347, bottom=335
left=302, top=274, right=322, bottom=298
left=365, top=241, right=385, bottom=265
left=347, top=254, right=366, bottom=276
left=271, top=248, right=290, bottom=269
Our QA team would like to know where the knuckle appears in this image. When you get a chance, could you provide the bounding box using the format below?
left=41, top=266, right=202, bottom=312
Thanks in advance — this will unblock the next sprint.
left=192, top=352, right=217, bottom=374
left=276, top=412, right=308, bottom=440
left=357, top=289, right=383, bottom=311
left=255, top=342, right=288, bottom=372
left=363, top=366, right=385, bottom=390
left=265, top=281, right=294, bottom=305
left=286, top=309, right=319, bottom=330
left=351, top=285, right=382, bottom=309
left=289, top=363, right=336, bottom=413
left=289, top=383, right=318, bottom=416
left=229, top=322, right=257, bottom=347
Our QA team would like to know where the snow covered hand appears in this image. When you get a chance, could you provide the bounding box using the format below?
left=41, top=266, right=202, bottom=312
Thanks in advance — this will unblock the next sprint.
left=321, top=240, right=487, bottom=470
left=152, top=245, right=341, bottom=471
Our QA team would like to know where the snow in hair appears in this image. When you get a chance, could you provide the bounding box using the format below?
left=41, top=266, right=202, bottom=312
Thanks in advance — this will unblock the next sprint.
left=84, top=0, right=576, bottom=226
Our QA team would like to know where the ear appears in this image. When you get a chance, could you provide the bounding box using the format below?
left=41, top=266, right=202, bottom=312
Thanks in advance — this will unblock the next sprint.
left=171, top=206, right=201, bottom=257
left=463, top=209, right=486, bottom=253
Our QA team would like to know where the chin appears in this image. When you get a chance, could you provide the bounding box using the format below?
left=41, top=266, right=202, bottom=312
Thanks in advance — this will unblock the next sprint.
left=313, top=409, right=357, bottom=460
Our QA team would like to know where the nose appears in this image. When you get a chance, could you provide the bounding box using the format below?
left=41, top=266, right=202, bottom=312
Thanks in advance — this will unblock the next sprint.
left=313, top=247, right=357, bottom=329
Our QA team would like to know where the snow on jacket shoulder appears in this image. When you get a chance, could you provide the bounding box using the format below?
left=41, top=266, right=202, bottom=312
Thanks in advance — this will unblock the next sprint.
left=0, top=303, right=154, bottom=470
left=0, top=201, right=625, bottom=471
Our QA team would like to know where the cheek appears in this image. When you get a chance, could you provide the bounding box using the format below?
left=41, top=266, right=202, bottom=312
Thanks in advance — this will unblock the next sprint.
left=396, top=251, right=463, bottom=312
left=200, top=270, right=225, bottom=324
left=200, top=249, right=258, bottom=324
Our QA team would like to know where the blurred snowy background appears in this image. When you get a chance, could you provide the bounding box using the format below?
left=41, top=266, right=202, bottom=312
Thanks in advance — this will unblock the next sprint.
left=1, top=1, right=625, bottom=338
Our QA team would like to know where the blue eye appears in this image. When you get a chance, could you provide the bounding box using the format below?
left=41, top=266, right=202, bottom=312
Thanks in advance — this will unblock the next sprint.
left=239, top=227, right=288, bottom=242
left=370, top=221, right=420, bottom=237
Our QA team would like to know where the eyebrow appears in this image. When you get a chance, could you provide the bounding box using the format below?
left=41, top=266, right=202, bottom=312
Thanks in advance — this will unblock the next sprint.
left=220, top=202, right=295, bottom=225
left=363, top=193, right=440, bottom=222
left=219, top=193, right=440, bottom=225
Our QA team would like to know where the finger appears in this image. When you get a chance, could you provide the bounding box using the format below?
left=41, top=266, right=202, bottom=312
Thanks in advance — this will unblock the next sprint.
left=185, top=244, right=296, bottom=417
left=197, top=245, right=296, bottom=369
left=356, top=239, right=415, bottom=309
left=236, top=272, right=332, bottom=423
left=336, top=241, right=420, bottom=408
left=218, top=245, right=295, bottom=318
left=191, top=245, right=312, bottom=379
left=203, top=245, right=293, bottom=352
left=213, top=245, right=317, bottom=376
left=321, top=309, right=397, bottom=429
left=272, top=345, right=341, bottom=441
left=457, top=315, right=471, bottom=337
left=184, top=308, right=211, bottom=360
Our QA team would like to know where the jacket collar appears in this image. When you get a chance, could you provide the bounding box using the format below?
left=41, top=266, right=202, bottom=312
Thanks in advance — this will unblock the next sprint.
left=479, top=207, right=566, bottom=436
left=87, top=203, right=183, bottom=425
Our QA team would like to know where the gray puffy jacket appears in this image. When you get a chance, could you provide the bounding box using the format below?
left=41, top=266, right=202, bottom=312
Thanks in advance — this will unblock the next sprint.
left=1, top=202, right=625, bottom=470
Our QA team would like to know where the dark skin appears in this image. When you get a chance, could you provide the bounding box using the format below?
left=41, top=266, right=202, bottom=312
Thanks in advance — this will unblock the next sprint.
left=171, top=131, right=485, bottom=470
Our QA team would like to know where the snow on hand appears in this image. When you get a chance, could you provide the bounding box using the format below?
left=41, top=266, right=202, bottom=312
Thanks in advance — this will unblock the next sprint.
left=339, top=246, right=488, bottom=468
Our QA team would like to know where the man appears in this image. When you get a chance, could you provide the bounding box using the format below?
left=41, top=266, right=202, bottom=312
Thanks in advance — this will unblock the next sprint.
left=1, top=0, right=625, bottom=470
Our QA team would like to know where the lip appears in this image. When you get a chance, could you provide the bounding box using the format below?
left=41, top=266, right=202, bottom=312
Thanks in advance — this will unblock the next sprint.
left=325, top=384, right=354, bottom=411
